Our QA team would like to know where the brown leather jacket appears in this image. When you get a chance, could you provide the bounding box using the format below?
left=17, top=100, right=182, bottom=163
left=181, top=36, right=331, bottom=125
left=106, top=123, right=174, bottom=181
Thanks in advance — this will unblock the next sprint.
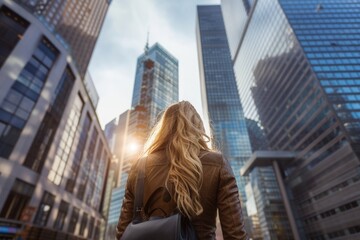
left=116, top=150, right=248, bottom=240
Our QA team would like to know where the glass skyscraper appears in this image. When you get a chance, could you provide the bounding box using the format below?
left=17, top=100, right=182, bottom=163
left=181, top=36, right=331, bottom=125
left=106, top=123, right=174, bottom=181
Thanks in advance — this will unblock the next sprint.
left=103, top=110, right=130, bottom=240
left=131, top=43, right=179, bottom=127
left=127, top=42, right=179, bottom=154
left=114, top=42, right=179, bottom=232
left=222, top=0, right=360, bottom=239
left=196, top=5, right=252, bottom=216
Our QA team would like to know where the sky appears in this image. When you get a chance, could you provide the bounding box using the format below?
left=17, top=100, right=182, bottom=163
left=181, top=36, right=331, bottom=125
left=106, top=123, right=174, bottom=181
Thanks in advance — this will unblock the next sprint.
left=88, top=0, right=220, bottom=128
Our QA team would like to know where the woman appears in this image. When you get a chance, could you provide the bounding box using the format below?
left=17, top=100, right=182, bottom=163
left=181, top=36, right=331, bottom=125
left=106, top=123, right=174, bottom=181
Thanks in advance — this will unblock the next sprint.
left=116, top=101, right=248, bottom=239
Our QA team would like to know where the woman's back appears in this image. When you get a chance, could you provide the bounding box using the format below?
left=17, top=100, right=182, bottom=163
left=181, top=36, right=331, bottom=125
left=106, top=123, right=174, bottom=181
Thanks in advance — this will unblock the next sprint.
left=117, top=150, right=248, bottom=239
left=116, top=101, right=248, bottom=239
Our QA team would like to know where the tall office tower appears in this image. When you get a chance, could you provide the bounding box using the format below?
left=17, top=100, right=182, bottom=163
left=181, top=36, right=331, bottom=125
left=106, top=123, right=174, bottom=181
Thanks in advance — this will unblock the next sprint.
left=103, top=110, right=130, bottom=240
left=105, top=186, right=123, bottom=240
left=130, top=42, right=179, bottom=129
left=0, top=2, right=112, bottom=239
left=12, top=0, right=111, bottom=77
left=114, top=110, right=131, bottom=188
left=105, top=42, right=179, bottom=238
left=104, top=118, right=118, bottom=154
left=126, top=42, right=179, bottom=160
left=196, top=4, right=252, bottom=211
left=222, top=0, right=360, bottom=239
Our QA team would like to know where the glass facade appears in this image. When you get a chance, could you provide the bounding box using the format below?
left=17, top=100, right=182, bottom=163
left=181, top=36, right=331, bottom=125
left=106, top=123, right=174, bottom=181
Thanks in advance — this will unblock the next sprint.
left=105, top=187, right=122, bottom=240
left=77, top=127, right=99, bottom=201
left=64, top=113, right=92, bottom=193
left=131, top=43, right=179, bottom=128
left=222, top=0, right=360, bottom=238
left=92, top=144, right=108, bottom=211
left=250, top=167, right=293, bottom=239
left=48, top=93, right=84, bottom=186
left=196, top=5, right=252, bottom=212
left=0, top=37, right=58, bottom=158
left=23, top=66, right=75, bottom=172
left=118, top=42, right=179, bottom=204
left=281, top=0, right=360, bottom=146
left=86, top=140, right=103, bottom=207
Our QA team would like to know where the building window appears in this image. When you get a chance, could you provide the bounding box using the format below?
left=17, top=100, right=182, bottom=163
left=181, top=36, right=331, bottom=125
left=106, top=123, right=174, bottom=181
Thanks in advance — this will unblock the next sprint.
left=0, top=179, right=35, bottom=220
left=0, top=37, right=58, bottom=158
left=79, top=212, right=88, bottom=236
left=77, top=128, right=98, bottom=201
left=65, top=113, right=92, bottom=193
left=53, top=200, right=69, bottom=230
left=92, top=145, right=107, bottom=210
left=86, top=140, right=103, bottom=207
left=328, top=229, right=345, bottom=239
left=349, top=225, right=360, bottom=234
left=67, top=207, right=79, bottom=234
left=33, top=191, right=55, bottom=226
left=339, top=200, right=359, bottom=212
left=320, top=209, right=336, bottom=219
left=23, top=67, right=75, bottom=172
left=48, top=93, right=84, bottom=185
left=94, top=220, right=100, bottom=239
left=88, top=216, right=95, bottom=239
left=0, top=6, right=29, bottom=68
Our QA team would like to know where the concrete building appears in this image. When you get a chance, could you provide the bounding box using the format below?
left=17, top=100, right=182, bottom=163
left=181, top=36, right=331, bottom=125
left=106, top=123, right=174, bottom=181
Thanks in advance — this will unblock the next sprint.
left=0, top=1, right=111, bottom=239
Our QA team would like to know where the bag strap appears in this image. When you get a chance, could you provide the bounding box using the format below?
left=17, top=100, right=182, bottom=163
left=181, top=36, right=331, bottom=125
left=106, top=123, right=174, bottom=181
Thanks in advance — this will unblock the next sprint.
left=133, top=157, right=146, bottom=223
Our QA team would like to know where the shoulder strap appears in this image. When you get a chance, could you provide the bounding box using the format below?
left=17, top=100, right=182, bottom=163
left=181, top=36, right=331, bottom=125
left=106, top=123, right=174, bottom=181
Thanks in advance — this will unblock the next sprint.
left=133, top=157, right=146, bottom=223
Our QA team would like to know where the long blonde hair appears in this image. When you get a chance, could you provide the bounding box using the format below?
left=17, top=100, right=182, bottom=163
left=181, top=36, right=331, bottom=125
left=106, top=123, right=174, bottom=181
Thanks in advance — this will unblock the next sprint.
left=143, top=101, right=211, bottom=218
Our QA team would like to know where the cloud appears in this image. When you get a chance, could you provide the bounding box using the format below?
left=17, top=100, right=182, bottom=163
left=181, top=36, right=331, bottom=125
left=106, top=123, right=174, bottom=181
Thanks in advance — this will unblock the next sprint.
left=89, top=0, right=220, bottom=128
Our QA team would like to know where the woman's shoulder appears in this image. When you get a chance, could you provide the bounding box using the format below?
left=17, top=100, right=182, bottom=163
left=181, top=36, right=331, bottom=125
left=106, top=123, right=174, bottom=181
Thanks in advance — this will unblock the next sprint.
left=199, top=150, right=225, bottom=167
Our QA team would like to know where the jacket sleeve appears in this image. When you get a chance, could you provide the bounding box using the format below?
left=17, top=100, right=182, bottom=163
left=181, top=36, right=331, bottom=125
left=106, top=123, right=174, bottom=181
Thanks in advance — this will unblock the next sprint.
left=217, top=156, right=248, bottom=240
left=116, top=159, right=138, bottom=240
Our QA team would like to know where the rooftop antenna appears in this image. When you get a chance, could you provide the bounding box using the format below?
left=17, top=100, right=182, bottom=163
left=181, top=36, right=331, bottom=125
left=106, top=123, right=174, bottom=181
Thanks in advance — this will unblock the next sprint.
left=144, top=30, right=150, bottom=55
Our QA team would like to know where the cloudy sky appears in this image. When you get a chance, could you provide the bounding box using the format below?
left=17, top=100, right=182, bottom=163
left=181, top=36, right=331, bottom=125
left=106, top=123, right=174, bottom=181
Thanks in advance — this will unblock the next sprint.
left=88, top=0, right=220, bottom=128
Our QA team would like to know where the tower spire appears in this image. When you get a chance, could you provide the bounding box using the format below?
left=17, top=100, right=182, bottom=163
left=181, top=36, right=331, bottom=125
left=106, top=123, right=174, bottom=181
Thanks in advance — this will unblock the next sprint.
left=144, top=31, right=149, bottom=55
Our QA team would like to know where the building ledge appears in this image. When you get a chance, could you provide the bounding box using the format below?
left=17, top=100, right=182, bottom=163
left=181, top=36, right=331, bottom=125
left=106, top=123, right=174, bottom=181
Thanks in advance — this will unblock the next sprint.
left=241, top=151, right=297, bottom=176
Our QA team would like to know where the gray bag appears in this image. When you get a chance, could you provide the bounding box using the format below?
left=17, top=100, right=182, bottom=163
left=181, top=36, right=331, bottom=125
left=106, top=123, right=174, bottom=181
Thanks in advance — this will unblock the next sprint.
left=121, top=158, right=198, bottom=240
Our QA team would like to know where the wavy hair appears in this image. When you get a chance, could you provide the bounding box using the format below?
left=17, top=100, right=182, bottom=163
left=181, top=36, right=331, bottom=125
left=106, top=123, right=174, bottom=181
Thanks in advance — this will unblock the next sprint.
left=143, top=101, right=211, bottom=218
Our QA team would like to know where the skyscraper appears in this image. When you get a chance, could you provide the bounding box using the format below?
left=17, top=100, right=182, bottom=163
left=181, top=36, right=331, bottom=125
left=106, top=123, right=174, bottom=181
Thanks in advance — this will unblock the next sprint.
left=0, top=1, right=111, bottom=239
left=127, top=42, right=179, bottom=155
left=12, top=0, right=111, bottom=77
left=103, top=110, right=130, bottom=240
left=104, top=42, right=179, bottom=239
left=222, top=0, right=360, bottom=239
left=131, top=43, right=179, bottom=127
left=196, top=4, right=252, bottom=217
